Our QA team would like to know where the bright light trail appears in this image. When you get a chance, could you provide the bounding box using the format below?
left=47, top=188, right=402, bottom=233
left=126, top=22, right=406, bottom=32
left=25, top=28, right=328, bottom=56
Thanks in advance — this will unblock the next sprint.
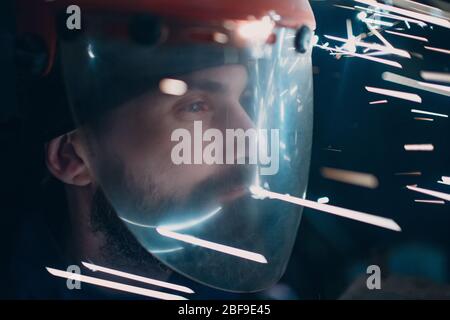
left=390, top=0, right=450, bottom=21
left=318, top=197, right=330, bottom=204
left=411, top=109, right=448, bottom=118
left=385, top=30, right=428, bottom=42
left=324, top=35, right=411, bottom=58
left=370, top=100, right=388, bottom=104
left=81, top=262, right=194, bottom=294
left=321, top=167, right=379, bottom=189
left=354, top=5, right=428, bottom=27
left=407, top=185, right=450, bottom=201
left=395, top=171, right=422, bottom=175
left=438, top=176, right=450, bottom=186
left=382, top=72, right=450, bottom=97
left=315, top=44, right=403, bottom=68
left=354, top=0, right=450, bottom=29
left=363, top=18, right=395, bottom=27
left=156, top=228, right=268, bottom=264
left=365, top=86, right=422, bottom=103
left=404, top=144, right=434, bottom=151
left=250, top=186, right=401, bottom=232
left=420, top=71, right=450, bottom=83
left=414, top=199, right=445, bottom=204
left=46, top=267, right=188, bottom=300
left=424, top=46, right=450, bottom=55
left=414, top=117, right=434, bottom=121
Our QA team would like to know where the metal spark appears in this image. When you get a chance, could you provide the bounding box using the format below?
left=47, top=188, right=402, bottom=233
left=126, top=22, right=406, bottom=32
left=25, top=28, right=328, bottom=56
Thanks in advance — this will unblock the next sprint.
left=81, top=262, right=194, bottom=294
left=354, top=0, right=450, bottom=29
left=315, top=44, right=403, bottom=68
left=321, top=167, right=379, bottom=189
left=382, top=72, right=450, bottom=97
left=404, top=144, right=434, bottom=151
left=385, top=30, right=428, bottom=42
left=324, top=35, right=411, bottom=58
left=424, top=46, right=450, bottom=55
left=46, top=267, right=188, bottom=300
left=370, top=100, right=388, bottom=104
left=414, top=117, right=434, bottom=121
left=420, top=71, right=450, bottom=83
left=365, top=86, right=422, bottom=103
left=414, top=199, right=445, bottom=204
left=411, top=109, right=448, bottom=118
left=249, top=186, right=401, bottom=232
left=156, top=228, right=268, bottom=264
left=407, top=185, right=450, bottom=201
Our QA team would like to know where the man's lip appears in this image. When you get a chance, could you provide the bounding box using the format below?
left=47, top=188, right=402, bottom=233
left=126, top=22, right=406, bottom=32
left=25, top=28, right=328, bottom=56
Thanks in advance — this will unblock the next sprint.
left=217, top=185, right=249, bottom=203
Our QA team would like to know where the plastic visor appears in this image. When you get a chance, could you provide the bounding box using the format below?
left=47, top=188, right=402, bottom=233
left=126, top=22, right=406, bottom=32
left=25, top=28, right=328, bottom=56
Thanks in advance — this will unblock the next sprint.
left=60, top=16, right=314, bottom=292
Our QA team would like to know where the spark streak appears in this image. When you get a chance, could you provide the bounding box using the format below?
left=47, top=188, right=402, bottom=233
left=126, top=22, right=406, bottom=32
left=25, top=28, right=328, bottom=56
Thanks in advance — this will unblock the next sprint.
left=156, top=228, right=268, bottom=264
left=420, top=71, right=450, bottom=83
left=81, top=262, right=194, bottom=294
left=315, top=44, right=403, bottom=68
left=382, top=72, right=450, bottom=97
left=411, top=109, right=448, bottom=118
left=370, top=100, right=388, bottom=104
left=385, top=30, right=428, bottom=42
left=250, top=186, right=401, bottom=232
left=365, top=86, right=422, bottom=103
left=438, top=176, right=450, bottom=186
left=324, top=35, right=411, bottom=58
left=46, top=267, right=188, bottom=300
left=404, top=144, right=434, bottom=151
left=424, top=46, right=450, bottom=55
left=407, top=185, right=450, bottom=201
left=414, top=199, right=445, bottom=204
left=321, top=167, right=379, bottom=189
left=354, top=0, right=450, bottom=29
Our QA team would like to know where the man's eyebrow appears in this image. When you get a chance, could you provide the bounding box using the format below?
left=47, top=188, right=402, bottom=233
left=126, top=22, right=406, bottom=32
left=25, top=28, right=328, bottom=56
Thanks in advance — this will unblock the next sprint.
left=187, top=79, right=229, bottom=93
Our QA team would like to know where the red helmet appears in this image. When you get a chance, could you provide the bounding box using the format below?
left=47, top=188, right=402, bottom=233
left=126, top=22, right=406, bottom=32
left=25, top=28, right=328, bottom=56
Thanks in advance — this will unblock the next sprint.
left=16, top=0, right=315, bottom=75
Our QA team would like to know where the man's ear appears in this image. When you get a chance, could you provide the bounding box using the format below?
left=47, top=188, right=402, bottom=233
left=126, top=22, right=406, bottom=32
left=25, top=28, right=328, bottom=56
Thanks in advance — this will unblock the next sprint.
left=45, top=130, right=93, bottom=186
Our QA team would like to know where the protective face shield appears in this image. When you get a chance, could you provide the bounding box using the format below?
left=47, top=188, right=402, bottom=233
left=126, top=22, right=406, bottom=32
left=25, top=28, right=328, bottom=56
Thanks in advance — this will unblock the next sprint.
left=58, top=5, right=315, bottom=292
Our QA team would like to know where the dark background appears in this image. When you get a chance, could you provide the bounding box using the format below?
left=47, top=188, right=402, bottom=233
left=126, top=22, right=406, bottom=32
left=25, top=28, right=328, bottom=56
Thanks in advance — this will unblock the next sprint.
left=0, top=0, right=449, bottom=299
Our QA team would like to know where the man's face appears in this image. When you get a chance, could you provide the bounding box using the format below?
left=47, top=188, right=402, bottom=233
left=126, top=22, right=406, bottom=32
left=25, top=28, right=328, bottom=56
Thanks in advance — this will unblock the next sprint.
left=84, top=64, right=256, bottom=224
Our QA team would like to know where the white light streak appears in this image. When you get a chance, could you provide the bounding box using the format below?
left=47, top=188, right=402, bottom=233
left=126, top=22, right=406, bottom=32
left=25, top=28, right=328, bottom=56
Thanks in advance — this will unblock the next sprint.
left=354, top=6, right=428, bottom=27
left=414, top=199, right=445, bottom=204
left=438, top=176, right=450, bottom=186
left=159, top=79, right=188, bottom=96
left=81, top=262, right=194, bottom=294
left=404, top=144, right=434, bottom=151
left=414, top=117, right=434, bottom=121
left=385, top=30, right=428, bottom=42
left=411, top=109, right=448, bottom=118
left=407, top=185, right=450, bottom=201
left=363, top=18, right=395, bottom=27
left=321, top=167, right=379, bottom=189
left=324, top=35, right=411, bottom=58
left=46, top=267, right=187, bottom=300
left=382, top=72, right=450, bottom=97
left=315, top=44, right=403, bottom=68
left=370, top=99, right=388, bottom=104
left=424, top=46, right=450, bottom=55
left=365, top=86, right=422, bottom=103
left=420, top=71, right=450, bottom=83
left=156, top=228, right=268, bottom=264
left=249, top=186, right=401, bottom=231
left=354, top=0, right=450, bottom=28
left=318, top=197, right=330, bottom=204
left=395, top=171, right=422, bottom=176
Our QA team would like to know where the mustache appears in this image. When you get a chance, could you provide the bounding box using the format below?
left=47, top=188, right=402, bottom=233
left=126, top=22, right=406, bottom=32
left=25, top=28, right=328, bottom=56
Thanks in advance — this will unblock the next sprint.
left=186, top=163, right=257, bottom=205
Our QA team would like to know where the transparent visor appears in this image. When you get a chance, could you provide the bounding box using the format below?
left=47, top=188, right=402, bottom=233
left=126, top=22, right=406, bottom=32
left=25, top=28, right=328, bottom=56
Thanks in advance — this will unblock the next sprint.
left=60, top=15, right=314, bottom=292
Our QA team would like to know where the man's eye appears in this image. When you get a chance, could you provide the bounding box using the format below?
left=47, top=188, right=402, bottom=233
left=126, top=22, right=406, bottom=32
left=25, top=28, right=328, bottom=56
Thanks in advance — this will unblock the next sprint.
left=184, top=101, right=209, bottom=113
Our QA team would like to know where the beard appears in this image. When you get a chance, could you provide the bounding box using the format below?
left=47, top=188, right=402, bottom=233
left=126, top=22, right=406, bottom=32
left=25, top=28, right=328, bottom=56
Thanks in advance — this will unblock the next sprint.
left=89, top=188, right=172, bottom=275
